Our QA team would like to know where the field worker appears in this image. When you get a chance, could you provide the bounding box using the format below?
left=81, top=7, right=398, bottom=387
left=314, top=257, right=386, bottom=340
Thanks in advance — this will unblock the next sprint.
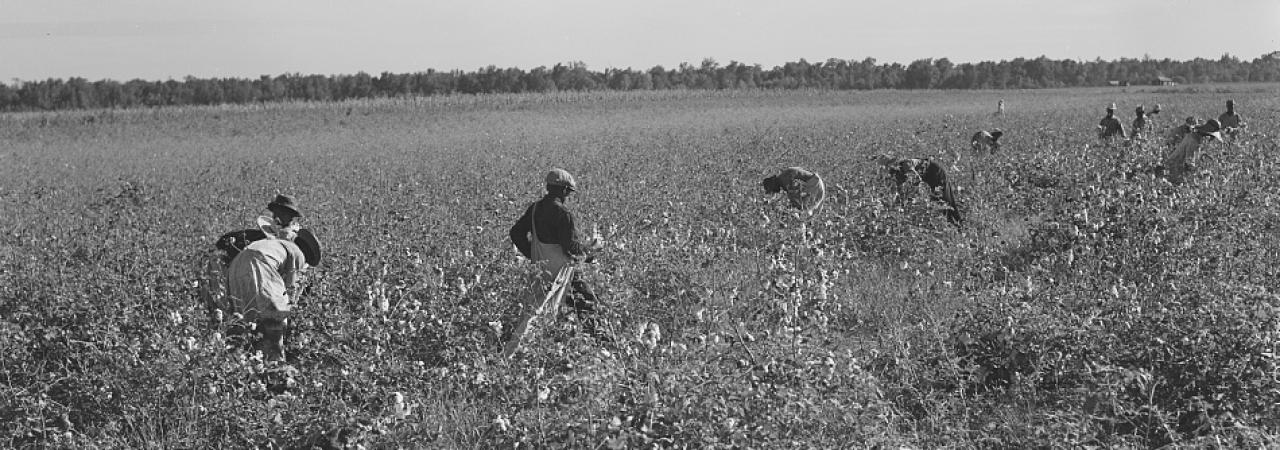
left=1130, top=106, right=1151, bottom=140
left=1097, top=103, right=1127, bottom=140
left=225, top=230, right=321, bottom=362
left=1162, top=118, right=1222, bottom=184
left=1218, top=99, right=1246, bottom=139
left=1165, top=116, right=1199, bottom=148
left=878, top=155, right=962, bottom=224
left=995, top=99, right=1005, bottom=116
left=509, top=168, right=605, bottom=315
left=762, top=167, right=826, bottom=215
left=970, top=128, right=1004, bottom=154
left=215, top=194, right=304, bottom=266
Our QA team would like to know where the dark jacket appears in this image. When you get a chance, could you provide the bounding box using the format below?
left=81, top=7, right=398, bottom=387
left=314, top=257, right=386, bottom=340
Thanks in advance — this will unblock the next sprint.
left=509, top=194, right=590, bottom=261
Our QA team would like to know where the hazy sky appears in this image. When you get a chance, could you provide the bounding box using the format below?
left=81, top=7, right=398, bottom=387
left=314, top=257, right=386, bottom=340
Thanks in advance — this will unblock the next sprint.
left=2, top=0, right=1278, bottom=82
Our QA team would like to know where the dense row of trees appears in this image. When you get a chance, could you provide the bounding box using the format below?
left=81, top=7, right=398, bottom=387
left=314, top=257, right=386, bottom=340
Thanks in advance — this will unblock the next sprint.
left=2, top=53, right=1278, bottom=111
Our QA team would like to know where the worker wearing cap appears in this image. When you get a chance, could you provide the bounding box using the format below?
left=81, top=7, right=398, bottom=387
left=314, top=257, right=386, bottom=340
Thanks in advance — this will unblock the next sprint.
left=510, top=168, right=603, bottom=313
left=1130, top=106, right=1152, bottom=140
left=762, top=167, right=826, bottom=216
left=1218, top=99, right=1246, bottom=139
left=971, top=129, right=1003, bottom=154
left=1098, top=103, right=1126, bottom=140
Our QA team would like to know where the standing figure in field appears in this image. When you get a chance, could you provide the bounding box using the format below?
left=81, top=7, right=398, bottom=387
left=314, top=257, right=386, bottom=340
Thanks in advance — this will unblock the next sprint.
left=995, top=99, right=1005, bottom=116
left=971, top=128, right=1004, bottom=154
left=878, top=155, right=963, bottom=225
left=1218, top=99, right=1246, bottom=140
left=1130, top=106, right=1152, bottom=141
left=762, top=167, right=827, bottom=216
left=225, top=226, right=321, bottom=362
left=1097, top=103, right=1127, bottom=140
left=509, top=169, right=605, bottom=316
left=1162, top=118, right=1222, bottom=184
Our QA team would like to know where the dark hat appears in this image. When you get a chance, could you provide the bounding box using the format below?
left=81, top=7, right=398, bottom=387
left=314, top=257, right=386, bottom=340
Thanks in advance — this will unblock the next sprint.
left=267, top=194, right=302, bottom=218
left=1135, top=105, right=1145, bottom=114
left=1226, top=99, right=1235, bottom=107
left=545, top=168, right=577, bottom=190
left=1106, top=103, right=1116, bottom=111
left=294, top=228, right=322, bottom=266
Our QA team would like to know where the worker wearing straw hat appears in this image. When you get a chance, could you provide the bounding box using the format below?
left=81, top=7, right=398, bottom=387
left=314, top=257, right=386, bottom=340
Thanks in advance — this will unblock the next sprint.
left=762, top=167, right=826, bottom=216
left=1098, top=103, right=1127, bottom=140
left=509, top=168, right=604, bottom=314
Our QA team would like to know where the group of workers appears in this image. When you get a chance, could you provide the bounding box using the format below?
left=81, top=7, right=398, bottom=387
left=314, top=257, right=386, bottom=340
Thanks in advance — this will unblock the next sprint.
left=1099, top=99, right=1245, bottom=142
left=1099, top=99, right=1247, bottom=183
left=206, top=98, right=1251, bottom=362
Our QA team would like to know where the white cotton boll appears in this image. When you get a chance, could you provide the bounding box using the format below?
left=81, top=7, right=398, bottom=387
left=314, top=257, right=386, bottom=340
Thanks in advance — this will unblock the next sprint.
left=392, top=392, right=413, bottom=419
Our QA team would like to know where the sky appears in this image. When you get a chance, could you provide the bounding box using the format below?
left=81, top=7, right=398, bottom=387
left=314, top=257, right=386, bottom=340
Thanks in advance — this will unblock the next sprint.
left=1, top=0, right=1278, bottom=82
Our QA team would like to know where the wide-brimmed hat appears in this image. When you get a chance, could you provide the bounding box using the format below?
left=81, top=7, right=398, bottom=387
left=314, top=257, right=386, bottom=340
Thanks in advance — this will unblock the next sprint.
left=267, top=194, right=302, bottom=218
left=1106, top=103, right=1116, bottom=111
left=294, top=228, right=323, bottom=266
left=545, top=168, right=577, bottom=190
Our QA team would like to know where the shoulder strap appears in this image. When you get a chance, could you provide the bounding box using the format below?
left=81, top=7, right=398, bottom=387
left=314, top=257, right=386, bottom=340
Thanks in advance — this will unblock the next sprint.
left=530, top=200, right=539, bottom=242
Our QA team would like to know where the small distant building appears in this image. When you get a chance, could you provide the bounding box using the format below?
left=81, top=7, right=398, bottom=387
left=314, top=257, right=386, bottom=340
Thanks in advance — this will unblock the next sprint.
left=1153, top=76, right=1176, bottom=86
left=1107, top=80, right=1129, bottom=87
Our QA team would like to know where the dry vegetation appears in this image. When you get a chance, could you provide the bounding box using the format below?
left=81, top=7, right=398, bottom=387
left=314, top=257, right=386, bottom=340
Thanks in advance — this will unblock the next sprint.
left=2, top=85, right=1279, bottom=448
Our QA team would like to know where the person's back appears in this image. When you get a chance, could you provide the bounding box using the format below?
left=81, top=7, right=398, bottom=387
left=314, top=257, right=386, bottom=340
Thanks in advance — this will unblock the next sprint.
left=764, top=167, right=826, bottom=214
left=1163, top=119, right=1223, bottom=184
left=971, top=129, right=1002, bottom=153
left=517, top=194, right=585, bottom=275
left=227, top=238, right=305, bottom=318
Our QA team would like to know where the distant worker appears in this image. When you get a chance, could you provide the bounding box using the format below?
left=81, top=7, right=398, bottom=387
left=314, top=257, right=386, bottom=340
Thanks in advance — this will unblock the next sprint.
left=1130, top=106, right=1151, bottom=141
left=995, top=99, right=1005, bottom=116
left=762, top=167, right=826, bottom=216
left=878, top=155, right=962, bottom=225
left=1098, top=103, right=1127, bottom=140
left=971, top=128, right=1004, bottom=154
left=509, top=169, right=604, bottom=315
left=1218, top=99, right=1246, bottom=140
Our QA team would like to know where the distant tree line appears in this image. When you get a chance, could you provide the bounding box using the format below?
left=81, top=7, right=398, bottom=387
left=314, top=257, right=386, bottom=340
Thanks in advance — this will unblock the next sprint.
left=2, top=53, right=1278, bottom=111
